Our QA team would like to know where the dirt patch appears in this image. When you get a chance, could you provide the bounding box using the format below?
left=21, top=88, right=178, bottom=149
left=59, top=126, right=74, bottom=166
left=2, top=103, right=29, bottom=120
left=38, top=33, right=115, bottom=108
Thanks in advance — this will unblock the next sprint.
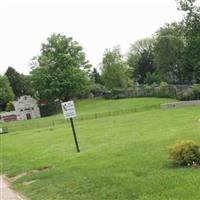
left=32, top=166, right=52, bottom=173
left=22, top=180, right=37, bottom=186
left=9, top=166, right=52, bottom=183
left=9, top=172, right=27, bottom=183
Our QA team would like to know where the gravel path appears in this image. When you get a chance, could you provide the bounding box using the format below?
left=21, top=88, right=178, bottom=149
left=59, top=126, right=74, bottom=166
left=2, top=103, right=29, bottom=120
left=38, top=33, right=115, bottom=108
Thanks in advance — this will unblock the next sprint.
left=0, top=176, right=26, bottom=200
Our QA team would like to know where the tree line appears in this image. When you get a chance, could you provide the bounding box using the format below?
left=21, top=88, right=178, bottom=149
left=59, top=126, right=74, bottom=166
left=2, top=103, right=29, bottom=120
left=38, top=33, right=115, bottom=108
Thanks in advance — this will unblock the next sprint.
left=102, top=0, right=200, bottom=87
left=0, top=0, right=199, bottom=111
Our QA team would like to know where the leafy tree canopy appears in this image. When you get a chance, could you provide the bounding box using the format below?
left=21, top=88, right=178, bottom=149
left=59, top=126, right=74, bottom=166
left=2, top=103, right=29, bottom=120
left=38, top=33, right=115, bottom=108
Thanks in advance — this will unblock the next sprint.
left=31, top=33, right=91, bottom=101
left=90, top=68, right=104, bottom=85
left=101, top=46, right=131, bottom=89
left=0, top=75, right=15, bottom=109
left=154, top=35, right=185, bottom=84
left=127, top=38, right=155, bottom=84
left=5, top=67, right=33, bottom=98
left=176, top=0, right=200, bottom=83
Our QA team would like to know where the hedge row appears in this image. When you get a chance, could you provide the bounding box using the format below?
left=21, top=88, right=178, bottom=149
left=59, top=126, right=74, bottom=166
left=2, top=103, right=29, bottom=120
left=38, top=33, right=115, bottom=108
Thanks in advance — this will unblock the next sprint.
left=103, top=83, right=200, bottom=101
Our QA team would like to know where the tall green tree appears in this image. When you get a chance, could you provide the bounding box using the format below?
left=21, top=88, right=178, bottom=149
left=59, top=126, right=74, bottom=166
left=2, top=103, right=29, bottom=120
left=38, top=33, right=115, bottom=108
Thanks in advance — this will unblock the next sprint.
left=127, top=38, right=156, bottom=84
left=0, top=75, right=15, bottom=110
left=21, top=75, right=34, bottom=96
left=5, top=67, right=33, bottom=98
left=176, top=0, right=200, bottom=82
left=154, top=35, right=185, bottom=84
left=91, top=68, right=103, bottom=85
left=101, top=46, right=130, bottom=90
left=156, top=22, right=185, bottom=39
left=31, top=33, right=91, bottom=100
left=5, top=67, right=23, bottom=97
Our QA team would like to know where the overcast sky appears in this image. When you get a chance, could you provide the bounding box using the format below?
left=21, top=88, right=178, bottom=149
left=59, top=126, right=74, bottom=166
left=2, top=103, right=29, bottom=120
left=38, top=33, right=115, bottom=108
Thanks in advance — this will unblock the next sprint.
left=0, top=0, right=186, bottom=75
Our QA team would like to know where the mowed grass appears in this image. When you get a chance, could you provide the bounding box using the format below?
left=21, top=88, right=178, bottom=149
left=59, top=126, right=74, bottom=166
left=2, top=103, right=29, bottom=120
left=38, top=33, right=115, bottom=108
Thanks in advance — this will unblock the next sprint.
left=1, top=98, right=200, bottom=200
left=1, top=97, right=174, bottom=132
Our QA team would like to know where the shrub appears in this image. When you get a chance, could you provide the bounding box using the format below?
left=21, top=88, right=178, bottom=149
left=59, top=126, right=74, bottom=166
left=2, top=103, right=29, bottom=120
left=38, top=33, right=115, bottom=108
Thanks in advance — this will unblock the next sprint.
left=144, top=72, right=161, bottom=85
left=39, top=102, right=57, bottom=117
left=111, top=88, right=127, bottom=99
left=176, top=90, right=195, bottom=101
left=5, top=101, right=14, bottom=112
left=89, top=84, right=106, bottom=97
left=169, top=140, right=200, bottom=167
left=192, top=84, right=200, bottom=99
left=156, top=82, right=170, bottom=97
left=143, top=85, right=154, bottom=96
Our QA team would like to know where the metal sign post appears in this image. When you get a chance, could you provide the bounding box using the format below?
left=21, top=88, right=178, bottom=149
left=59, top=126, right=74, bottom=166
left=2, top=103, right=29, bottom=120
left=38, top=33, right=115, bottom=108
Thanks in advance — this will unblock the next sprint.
left=69, top=118, right=80, bottom=152
left=61, top=101, right=80, bottom=153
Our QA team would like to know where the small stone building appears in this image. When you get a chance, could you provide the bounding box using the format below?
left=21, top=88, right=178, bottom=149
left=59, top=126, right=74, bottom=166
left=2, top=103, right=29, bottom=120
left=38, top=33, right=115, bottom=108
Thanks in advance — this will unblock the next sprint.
left=13, top=95, right=40, bottom=120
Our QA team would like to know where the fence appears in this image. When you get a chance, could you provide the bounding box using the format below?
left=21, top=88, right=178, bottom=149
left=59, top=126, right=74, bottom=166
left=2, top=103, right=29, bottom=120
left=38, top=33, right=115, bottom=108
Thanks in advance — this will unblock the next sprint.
left=1, top=104, right=160, bottom=133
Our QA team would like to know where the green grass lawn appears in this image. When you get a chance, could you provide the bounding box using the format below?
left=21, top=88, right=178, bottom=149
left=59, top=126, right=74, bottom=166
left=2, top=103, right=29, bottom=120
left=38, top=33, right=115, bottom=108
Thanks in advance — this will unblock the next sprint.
left=1, top=97, right=200, bottom=200
left=1, top=97, right=174, bottom=132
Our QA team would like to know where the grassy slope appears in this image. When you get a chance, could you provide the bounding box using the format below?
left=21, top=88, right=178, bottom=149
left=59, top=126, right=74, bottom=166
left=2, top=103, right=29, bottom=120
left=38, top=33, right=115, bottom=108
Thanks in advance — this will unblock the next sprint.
left=75, top=97, right=174, bottom=114
left=1, top=97, right=174, bottom=129
left=1, top=98, right=200, bottom=200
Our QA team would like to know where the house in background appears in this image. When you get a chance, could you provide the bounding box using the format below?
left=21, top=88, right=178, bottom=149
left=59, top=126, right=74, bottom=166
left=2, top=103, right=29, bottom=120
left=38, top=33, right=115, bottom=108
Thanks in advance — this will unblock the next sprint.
left=13, top=95, right=40, bottom=120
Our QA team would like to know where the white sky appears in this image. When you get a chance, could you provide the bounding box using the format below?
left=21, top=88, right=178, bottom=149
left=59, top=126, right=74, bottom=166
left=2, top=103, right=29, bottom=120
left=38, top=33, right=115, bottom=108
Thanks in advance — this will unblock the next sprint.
left=0, top=0, right=185, bottom=75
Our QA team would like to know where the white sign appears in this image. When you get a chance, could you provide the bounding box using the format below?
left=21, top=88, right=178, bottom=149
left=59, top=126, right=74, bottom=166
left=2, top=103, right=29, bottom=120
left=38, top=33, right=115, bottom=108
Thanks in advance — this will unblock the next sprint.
left=61, top=101, right=76, bottom=119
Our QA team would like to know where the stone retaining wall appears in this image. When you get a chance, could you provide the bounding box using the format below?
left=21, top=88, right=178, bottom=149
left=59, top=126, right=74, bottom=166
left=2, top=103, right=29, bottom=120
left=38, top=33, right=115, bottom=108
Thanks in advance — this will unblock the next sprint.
left=161, top=100, right=200, bottom=109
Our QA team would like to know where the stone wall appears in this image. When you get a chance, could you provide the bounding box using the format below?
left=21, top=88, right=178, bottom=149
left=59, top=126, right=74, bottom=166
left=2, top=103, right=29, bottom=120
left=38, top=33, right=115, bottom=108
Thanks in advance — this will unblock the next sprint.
left=0, top=111, right=17, bottom=122
left=161, top=100, right=200, bottom=109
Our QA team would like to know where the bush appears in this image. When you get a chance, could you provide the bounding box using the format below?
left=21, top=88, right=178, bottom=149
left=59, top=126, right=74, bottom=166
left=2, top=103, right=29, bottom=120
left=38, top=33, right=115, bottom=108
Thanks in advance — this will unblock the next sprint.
left=155, top=82, right=170, bottom=97
left=5, top=101, right=14, bottom=112
left=39, top=102, right=57, bottom=117
left=176, top=90, right=195, bottom=101
left=110, top=88, right=128, bottom=99
left=192, top=84, right=200, bottom=99
left=144, top=72, right=161, bottom=85
left=143, top=85, right=154, bottom=96
left=89, top=84, right=106, bottom=97
left=169, top=140, right=200, bottom=167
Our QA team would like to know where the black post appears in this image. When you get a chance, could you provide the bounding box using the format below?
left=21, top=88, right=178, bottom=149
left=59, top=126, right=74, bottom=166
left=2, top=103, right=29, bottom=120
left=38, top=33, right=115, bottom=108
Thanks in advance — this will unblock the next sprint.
left=69, top=118, right=80, bottom=152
